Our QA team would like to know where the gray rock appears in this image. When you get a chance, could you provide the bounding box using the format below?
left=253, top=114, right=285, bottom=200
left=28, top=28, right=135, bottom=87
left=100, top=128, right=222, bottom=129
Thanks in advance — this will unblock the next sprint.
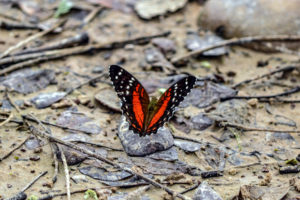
left=92, top=65, right=105, bottom=73
left=272, top=132, right=295, bottom=141
left=185, top=33, right=228, bottom=56
left=25, top=137, right=42, bottom=150
left=56, top=110, right=102, bottom=135
left=79, top=166, right=132, bottom=181
left=174, top=140, right=202, bottom=152
left=191, top=113, right=213, bottom=130
left=148, top=146, right=178, bottom=161
left=152, top=37, right=176, bottom=58
left=118, top=116, right=174, bottom=156
left=0, top=69, right=56, bottom=94
left=193, top=181, right=222, bottom=200
left=198, top=0, right=300, bottom=51
left=144, top=47, right=174, bottom=70
left=182, top=81, right=237, bottom=108
left=31, top=92, right=66, bottom=108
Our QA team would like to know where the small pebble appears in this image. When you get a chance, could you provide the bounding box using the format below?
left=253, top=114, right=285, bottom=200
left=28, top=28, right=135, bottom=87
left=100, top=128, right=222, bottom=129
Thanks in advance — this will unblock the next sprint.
left=29, top=155, right=40, bottom=161
left=77, top=95, right=90, bottom=105
left=247, top=98, right=258, bottom=107
left=228, top=168, right=238, bottom=176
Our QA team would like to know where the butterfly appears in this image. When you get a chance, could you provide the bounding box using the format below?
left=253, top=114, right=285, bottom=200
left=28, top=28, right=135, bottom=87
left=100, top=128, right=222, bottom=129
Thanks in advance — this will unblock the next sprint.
left=109, top=65, right=196, bottom=136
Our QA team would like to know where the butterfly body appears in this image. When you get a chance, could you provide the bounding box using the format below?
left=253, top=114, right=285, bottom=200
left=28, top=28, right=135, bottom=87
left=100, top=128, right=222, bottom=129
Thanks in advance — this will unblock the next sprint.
left=109, top=65, right=196, bottom=136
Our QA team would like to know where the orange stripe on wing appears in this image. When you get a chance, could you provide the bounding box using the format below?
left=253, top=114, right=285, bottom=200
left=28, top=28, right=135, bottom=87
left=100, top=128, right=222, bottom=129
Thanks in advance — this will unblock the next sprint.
left=148, top=89, right=171, bottom=129
left=132, top=84, right=144, bottom=128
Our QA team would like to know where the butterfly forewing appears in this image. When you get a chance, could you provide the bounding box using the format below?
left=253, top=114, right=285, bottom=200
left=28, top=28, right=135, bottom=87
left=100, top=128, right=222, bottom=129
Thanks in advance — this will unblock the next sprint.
left=109, top=65, right=150, bottom=134
left=146, top=76, right=196, bottom=134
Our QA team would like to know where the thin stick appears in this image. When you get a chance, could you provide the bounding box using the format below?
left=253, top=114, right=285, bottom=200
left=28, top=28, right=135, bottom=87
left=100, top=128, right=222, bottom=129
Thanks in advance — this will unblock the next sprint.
left=0, top=135, right=29, bottom=162
left=220, top=122, right=300, bottom=133
left=0, top=111, right=13, bottom=127
left=0, top=54, right=68, bottom=76
left=179, top=182, right=201, bottom=195
left=26, top=122, right=190, bottom=200
left=172, top=35, right=300, bottom=64
left=22, top=114, right=102, bottom=135
left=258, top=99, right=300, bottom=103
left=232, top=65, right=298, bottom=89
left=51, top=143, right=59, bottom=184
left=73, top=140, right=123, bottom=151
left=0, top=19, right=65, bottom=59
left=5, top=90, right=21, bottom=113
left=14, top=32, right=89, bottom=56
left=38, top=188, right=104, bottom=200
left=7, top=171, right=48, bottom=200
left=221, top=86, right=300, bottom=101
left=58, top=145, right=71, bottom=200
left=22, top=171, right=48, bottom=191
left=83, top=6, right=103, bottom=25
left=0, top=31, right=171, bottom=74
left=0, top=20, right=41, bottom=30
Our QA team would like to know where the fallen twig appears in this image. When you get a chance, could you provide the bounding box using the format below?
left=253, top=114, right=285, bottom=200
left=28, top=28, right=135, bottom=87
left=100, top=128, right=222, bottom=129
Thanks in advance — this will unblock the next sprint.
left=51, top=143, right=59, bottom=184
left=83, top=6, right=103, bottom=25
left=0, top=111, right=13, bottom=127
left=0, top=20, right=42, bottom=30
left=14, top=32, right=89, bottom=56
left=232, top=65, right=298, bottom=89
left=22, top=114, right=102, bottom=135
left=172, top=35, right=300, bottom=64
left=0, top=19, right=65, bottom=59
left=38, top=188, right=105, bottom=200
left=220, top=122, right=300, bottom=133
left=25, top=121, right=190, bottom=200
left=0, top=31, right=171, bottom=74
left=73, top=140, right=123, bottom=151
left=5, top=90, right=21, bottom=113
left=0, top=135, right=29, bottom=162
left=58, top=145, right=71, bottom=200
left=8, top=171, right=48, bottom=200
left=221, top=86, right=300, bottom=101
left=179, top=182, right=201, bottom=195
left=22, top=171, right=48, bottom=191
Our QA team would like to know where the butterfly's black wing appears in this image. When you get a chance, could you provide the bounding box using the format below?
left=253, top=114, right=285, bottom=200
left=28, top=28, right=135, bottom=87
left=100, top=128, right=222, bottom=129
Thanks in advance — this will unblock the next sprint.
left=109, top=65, right=150, bottom=135
left=145, top=76, right=196, bottom=135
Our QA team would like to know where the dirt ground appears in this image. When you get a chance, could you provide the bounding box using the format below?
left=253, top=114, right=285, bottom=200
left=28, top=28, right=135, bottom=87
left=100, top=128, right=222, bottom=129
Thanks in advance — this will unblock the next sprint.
left=0, top=1, right=299, bottom=200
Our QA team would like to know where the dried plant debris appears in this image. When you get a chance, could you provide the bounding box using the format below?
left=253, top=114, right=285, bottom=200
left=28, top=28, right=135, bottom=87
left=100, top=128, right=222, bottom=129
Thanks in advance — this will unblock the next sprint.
left=118, top=116, right=174, bottom=156
left=185, top=33, right=228, bottom=56
left=0, top=69, right=56, bottom=94
left=135, top=0, right=187, bottom=19
left=182, top=81, right=237, bottom=108
left=56, top=110, right=102, bottom=135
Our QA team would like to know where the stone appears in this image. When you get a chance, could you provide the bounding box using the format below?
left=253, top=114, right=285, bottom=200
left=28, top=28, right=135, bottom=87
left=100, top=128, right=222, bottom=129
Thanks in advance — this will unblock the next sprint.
left=117, top=116, right=174, bottom=156
left=31, top=92, right=66, bottom=109
left=193, top=181, right=222, bottom=200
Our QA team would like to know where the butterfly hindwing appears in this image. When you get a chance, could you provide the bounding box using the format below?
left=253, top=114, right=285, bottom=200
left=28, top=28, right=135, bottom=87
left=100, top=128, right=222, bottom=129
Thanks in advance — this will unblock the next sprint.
left=146, top=76, right=196, bottom=134
left=109, top=65, right=150, bottom=134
